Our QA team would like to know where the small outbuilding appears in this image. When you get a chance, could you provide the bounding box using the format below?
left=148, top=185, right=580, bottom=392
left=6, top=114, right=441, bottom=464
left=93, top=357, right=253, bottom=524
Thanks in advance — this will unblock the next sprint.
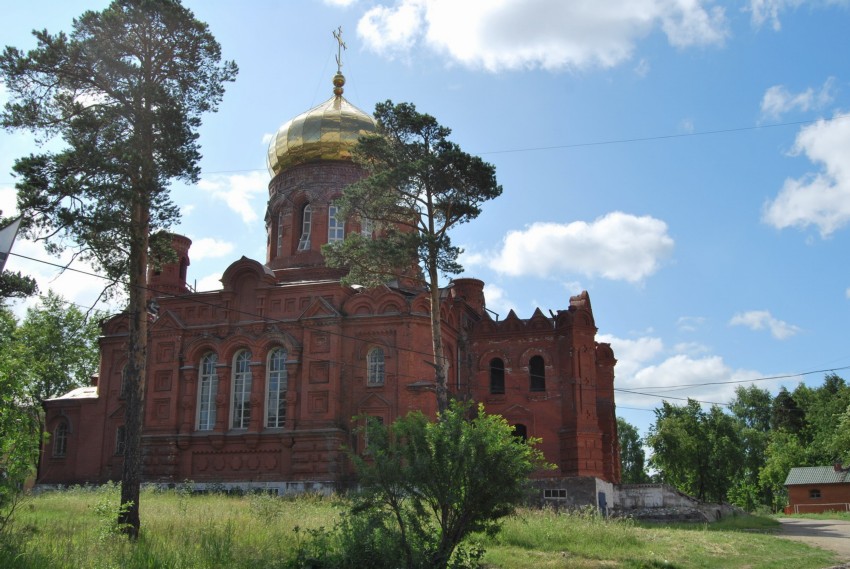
left=784, top=466, right=850, bottom=514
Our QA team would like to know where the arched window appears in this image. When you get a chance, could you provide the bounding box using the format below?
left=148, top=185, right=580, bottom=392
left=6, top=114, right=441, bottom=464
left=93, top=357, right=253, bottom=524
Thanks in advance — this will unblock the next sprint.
left=197, top=353, right=218, bottom=431
left=266, top=348, right=288, bottom=428
left=328, top=205, right=345, bottom=242
left=231, top=350, right=253, bottom=429
left=297, top=204, right=312, bottom=251
left=276, top=211, right=284, bottom=256
left=367, top=348, right=385, bottom=386
left=513, top=424, right=528, bottom=442
left=489, top=358, right=505, bottom=394
left=53, top=420, right=68, bottom=457
left=529, top=355, right=545, bottom=392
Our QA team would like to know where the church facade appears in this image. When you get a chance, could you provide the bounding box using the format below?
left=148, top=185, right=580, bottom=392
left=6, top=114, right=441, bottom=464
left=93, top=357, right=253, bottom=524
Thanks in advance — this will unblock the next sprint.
left=38, top=73, right=620, bottom=491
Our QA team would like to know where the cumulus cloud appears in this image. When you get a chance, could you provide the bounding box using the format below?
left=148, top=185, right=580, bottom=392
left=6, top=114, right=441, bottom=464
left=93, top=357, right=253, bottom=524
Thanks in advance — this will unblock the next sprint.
left=762, top=115, right=850, bottom=236
left=676, top=315, right=706, bottom=332
left=760, top=78, right=835, bottom=119
left=729, top=310, right=801, bottom=339
left=600, top=332, right=775, bottom=409
left=488, top=212, right=674, bottom=283
left=357, top=0, right=727, bottom=72
left=195, top=272, right=223, bottom=292
left=482, top=283, right=517, bottom=317
left=748, top=0, right=802, bottom=31
left=197, top=171, right=268, bottom=224
left=188, top=238, right=236, bottom=261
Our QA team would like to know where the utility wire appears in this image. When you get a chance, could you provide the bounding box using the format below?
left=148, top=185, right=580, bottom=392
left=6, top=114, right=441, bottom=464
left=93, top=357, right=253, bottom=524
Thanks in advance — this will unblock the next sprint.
left=3, top=114, right=848, bottom=185
left=9, top=250, right=848, bottom=392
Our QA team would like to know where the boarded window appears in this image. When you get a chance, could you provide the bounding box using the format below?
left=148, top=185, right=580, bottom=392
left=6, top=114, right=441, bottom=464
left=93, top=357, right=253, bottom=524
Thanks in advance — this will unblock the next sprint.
left=529, top=355, right=545, bottom=392
left=490, top=358, right=505, bottom=394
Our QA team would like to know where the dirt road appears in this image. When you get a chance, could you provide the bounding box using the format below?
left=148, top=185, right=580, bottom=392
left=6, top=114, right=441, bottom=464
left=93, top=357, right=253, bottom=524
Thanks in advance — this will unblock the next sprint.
left=777, top=517, right=850, bottom=565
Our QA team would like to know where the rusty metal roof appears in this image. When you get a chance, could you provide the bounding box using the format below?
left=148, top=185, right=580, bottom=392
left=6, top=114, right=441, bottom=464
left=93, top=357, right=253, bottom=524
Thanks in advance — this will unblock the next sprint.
left=784, top=466, right=850, bottom=486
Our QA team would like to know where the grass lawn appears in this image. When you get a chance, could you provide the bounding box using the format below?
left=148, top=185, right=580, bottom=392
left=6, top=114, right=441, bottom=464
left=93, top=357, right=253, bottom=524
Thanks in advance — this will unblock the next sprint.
left=0, top=486, right=840, bottom=569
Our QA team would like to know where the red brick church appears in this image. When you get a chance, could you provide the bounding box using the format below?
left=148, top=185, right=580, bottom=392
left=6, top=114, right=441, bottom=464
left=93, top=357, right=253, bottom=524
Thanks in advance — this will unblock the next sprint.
left=38, top=71, right=620, bottom=492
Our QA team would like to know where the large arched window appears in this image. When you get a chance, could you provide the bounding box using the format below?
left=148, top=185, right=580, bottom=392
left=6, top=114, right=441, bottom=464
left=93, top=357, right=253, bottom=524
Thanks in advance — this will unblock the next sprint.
left=53, top=420, right=68, bottom=458
left=489, top=358, right=505, bottom=394
left=367, top=348, right=385, bottom=386
left=529, top=355, right=546, bottom=392
left=266, top=348, right=288, bottom=428
left=231, top=350, right=253, bottom=429
left=197, top=353, right=218, bottom=431
left=328, top=205, right=345, bottom=242
left=297, top=204, right=312, bottom=251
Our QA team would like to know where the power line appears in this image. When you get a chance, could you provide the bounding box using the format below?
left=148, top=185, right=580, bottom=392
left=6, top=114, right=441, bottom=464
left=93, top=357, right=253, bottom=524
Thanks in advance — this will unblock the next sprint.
left=3, top=114, right=849, bottom=185
left=10, top=249, right=849, bottom=395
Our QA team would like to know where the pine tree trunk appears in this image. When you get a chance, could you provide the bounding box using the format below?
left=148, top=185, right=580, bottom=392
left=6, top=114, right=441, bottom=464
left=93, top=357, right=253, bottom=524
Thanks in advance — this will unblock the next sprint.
left=119, top=191, right=149, bottom=539
left=428, top=263, right=449, bottom=414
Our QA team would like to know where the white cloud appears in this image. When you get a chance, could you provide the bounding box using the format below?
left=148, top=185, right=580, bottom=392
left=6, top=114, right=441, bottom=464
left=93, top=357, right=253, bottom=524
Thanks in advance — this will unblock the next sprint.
left=748, top=0, right=802, bottom=31
left=196, top=171, right=268, bottom=224
left=762, top=115, right=850, bottom=236
left=600, top=332, right=772, bottom=409
left=598, top=333, right=665, bottom=382
left=760, top=78, right=835, bottom=119
left=488, top=212, right=674, bottom=283
left=357, top=0, right=727, bottom=72
left=188, top=237, right=236, bottom=261
left=846, top=287, right=850, bottom=299
left=324, top=0, right=358, bottom=6
left=676, top=315, right=705, bottom=332
left=4, top=237, right=125, bottom=319
left=729, top=310, right=801, bottom=339
left=482, top=283, right=517, bottom=317
left=195, top=272, right=223, bottom=292
left=0, top=186, right=17, bottom=216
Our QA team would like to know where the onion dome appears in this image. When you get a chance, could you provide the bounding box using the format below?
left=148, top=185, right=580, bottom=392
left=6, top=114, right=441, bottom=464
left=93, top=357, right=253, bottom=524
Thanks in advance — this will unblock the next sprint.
left=267, top=72, right=377, bottom=177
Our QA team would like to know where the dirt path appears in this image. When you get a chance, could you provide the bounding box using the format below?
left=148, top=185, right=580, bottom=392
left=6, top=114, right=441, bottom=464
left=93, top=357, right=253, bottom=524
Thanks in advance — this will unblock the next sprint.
left=777, top=517, right=850, bottom=565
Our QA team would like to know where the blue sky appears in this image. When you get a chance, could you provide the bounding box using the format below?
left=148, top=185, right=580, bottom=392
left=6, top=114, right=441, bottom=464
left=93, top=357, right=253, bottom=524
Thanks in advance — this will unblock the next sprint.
left=2, top=0, right=850, bottom=437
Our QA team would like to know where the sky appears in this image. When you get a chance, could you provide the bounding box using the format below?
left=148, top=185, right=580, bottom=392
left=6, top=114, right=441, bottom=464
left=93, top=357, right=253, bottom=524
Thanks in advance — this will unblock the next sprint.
left=2, top=0, right=850, bottom=439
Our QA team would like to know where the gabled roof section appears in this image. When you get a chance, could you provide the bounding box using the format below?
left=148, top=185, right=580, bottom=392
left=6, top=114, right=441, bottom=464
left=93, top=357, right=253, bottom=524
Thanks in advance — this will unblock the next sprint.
left=785, top=466, right=850, bottom=486
left=299, top=296, right=341, bottom=320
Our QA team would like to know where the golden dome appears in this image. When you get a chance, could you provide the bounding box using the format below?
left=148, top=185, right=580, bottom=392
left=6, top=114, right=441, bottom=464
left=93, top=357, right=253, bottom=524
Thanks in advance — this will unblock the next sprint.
left=267, top=73, right=377, bottom=177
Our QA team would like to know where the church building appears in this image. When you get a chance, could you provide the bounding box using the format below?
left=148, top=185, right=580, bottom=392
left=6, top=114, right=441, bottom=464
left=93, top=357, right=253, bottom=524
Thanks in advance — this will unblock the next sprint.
left=37, top=69, right=620, bottom=493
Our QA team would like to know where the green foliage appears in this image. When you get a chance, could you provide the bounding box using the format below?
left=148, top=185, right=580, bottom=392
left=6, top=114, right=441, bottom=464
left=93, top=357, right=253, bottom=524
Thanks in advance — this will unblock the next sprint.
left=15, top=291, right=102, bottom=405
left=618, top=417, right=650, bottom=483
left=1, top=0, right=237, bottom=537
left=332, top=402, right=550, bottom=569
left=0, top=307, right=40, bottom=537
left=647, top=400, right=743, bottom=502
left=0, top=490, right=840, bottom=569
left=727, top=386, right=774, bottom=511
left=323, top=100, right=502, bottom=411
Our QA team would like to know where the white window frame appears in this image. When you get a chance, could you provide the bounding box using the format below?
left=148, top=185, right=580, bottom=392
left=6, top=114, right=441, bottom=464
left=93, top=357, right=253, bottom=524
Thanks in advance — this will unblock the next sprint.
left=197, top=353, right=218, bottom=431
left=367, top=348, right=385, bottom=386
left=360, top=217, right=375, bottom=238
left=53, top=421, right=68, bottom=457
left=266, top=347, right=288, bottom=428
left=328, top=205, right=345, bottom=242
left=297, top=204, right=312, bottom=251
left=231, top=350, right=253, bottom=429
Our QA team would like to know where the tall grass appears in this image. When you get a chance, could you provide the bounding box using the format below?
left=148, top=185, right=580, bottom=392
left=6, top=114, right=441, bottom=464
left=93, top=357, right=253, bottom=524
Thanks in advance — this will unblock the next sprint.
left=0, top=487, right=840, bottom=568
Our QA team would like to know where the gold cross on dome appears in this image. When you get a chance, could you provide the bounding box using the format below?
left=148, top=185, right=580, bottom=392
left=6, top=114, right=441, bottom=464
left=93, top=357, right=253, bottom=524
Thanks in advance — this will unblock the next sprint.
left=333, top=26, right=347, bottom=74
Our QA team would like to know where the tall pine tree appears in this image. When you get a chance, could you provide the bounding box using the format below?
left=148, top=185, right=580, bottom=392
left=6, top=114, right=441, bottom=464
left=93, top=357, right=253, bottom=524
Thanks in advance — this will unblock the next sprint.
left=1, top=0, right=236, bottom=537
